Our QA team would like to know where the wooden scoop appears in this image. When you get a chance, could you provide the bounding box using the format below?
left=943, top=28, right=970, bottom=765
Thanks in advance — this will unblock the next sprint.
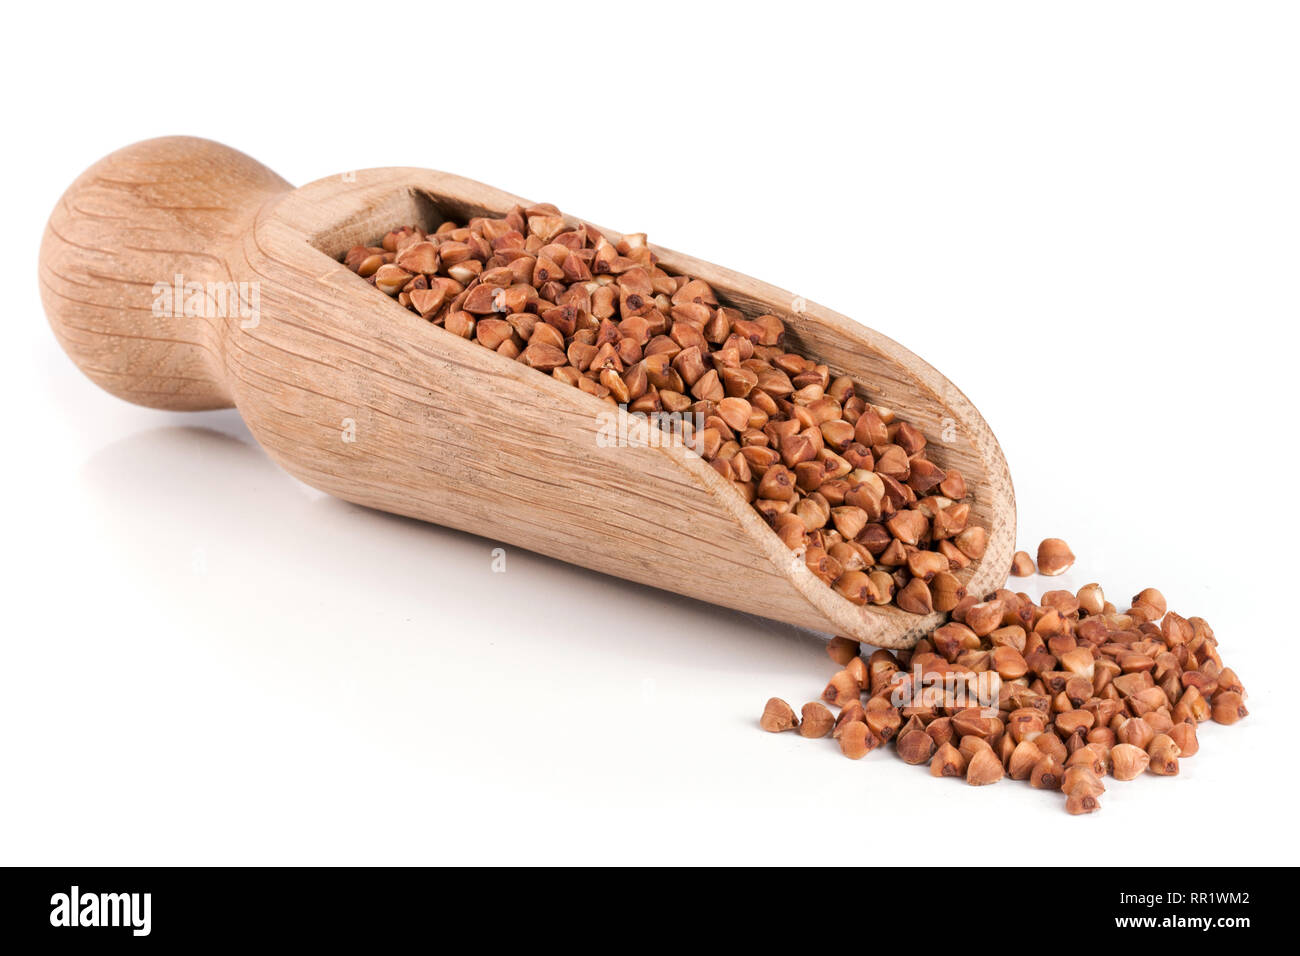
left=38, top=136, right=1015, bottom=648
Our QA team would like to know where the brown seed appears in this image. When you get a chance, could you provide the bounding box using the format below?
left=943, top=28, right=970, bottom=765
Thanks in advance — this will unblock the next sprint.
left=1065, top=676, right=1093, bottom=708
left=833, top=571, right=873, bottom=606
left=1146, top=734, right=1181, bottom=775
left=932, top=622, right=979, bottom=661
left=958, top=735, right=995, bottom=764
left=519, top=342, right=567, bottom=371
left=778, top=432, right=816, bottom=467
left=1131, top=587, right=1167, bottom=617
left=831, top=506, right=870, bottom=540
left=372, top=264, right=412, bottom=296
left=897, top=722, right=936, bottom=765
left=925, top=716, right=954, bottom=748
left=895, top=578, right=935, bottom=615
left=475, top=317, right=513, bottom=350
left=1211, top=691, right=1248, bottom=725
left=866, top=571, right=896, bottom=606
left=1145, top=710, right=1174, bottom=735
left=839, top=721, right=873, bottom=759
left=408, top=286, right=447, bottom=318
left=874, top=539, right=906, bottom=568
left=394, top=241, right=440, bottom=275
left=1065, top=788, right=1101, bottom=815
left=907, top=550, right=949, bottom=582
left=1216, top=667, right=1245, bottom=696
left=1065, top=743, right=1107, bottom=777
left=799, top=702, right=835, bottom=738
left=993, top=645, right=1028, bottom=681
left=1062, top=766, right=1105, bottom=798
left=864, top=697, right=902, bottom=741
left=990, top=625, right=1028, bottom=653
left=826, top=636, right=860, bottom=666
left=717, top=397, right=752, bottom=432
left=846, top=656, right=868, bottom=689
left=966, top=748, right=1004, bottom=786
left=1035, top=733, right=1070, bottom=767
left=868, top=647, right=901, bottom=679
left=757, top=464, right=796, bottom=502
left=1163, top=612, right=1193, bottom=646
left=1010, top=551, right=1035, bottom=577
left=938, top=469, right=966, bottom=500
left=1008, top=740, right=1043, bottom=780
left=1041, top=589, right=1080, bottom=618
left=832, top=700, right=866, bottom=738
left=1036, top=538, right=1075, bottom=576
left=1077, top=583, right=1105, bottom=616
left=955, top=526, right=988, bottom=560
left=852, top=408, right=887, bottom=446
left=600, top=368, right=630, bottom=403
left=822, top=669, right=860, bottom=708
left=1169, top=722, right=1199, bottom=757
left=1007, top=708, right=1046, bottom=743
left=1029, top=754, right=1063, bottom=790
left=463, top=284, right=505, bottom=315
left=1172, top=686, right=1209, bottom=725
left=760, top=697, right=797, bottom=733
left=930, top=742, right=966, bottom=778
left=873, top=445, right=910, bottom=479
left=951, top=709, right=995, bottom=739
left=444, top=310, right=476, bottom=339
left=937, top=540, right=970, bottom=570
left=929, top=571, right=966, bottom=612
left=1058, top=648, right=1097, bottom=679
left=964, top=601, right=1004, bottom=637
left=819, top=419, right=855, bottom=452
left=885, top=510, right=928, bottom=546
left=1110, top=743, right=1151, bottom=781
left=1116, top=717, right=1156, bottom=750
left=553, top=366, right=582, bottom=388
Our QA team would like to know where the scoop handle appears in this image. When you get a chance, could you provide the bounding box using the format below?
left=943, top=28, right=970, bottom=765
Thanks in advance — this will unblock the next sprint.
left=38, top=136, right=292, bottom=410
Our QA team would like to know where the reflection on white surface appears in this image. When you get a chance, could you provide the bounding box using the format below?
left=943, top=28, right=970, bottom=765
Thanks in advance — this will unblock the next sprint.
left=5, top=410, right=853, bottom=863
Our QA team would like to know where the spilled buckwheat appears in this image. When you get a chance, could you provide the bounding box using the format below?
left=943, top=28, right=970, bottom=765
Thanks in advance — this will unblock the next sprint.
left=345, top=207, right=987, bottom=616
left=762, top=550, right=1248, bottom=815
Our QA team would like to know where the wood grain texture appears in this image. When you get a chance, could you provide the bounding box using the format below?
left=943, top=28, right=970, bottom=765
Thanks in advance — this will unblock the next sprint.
left=39, top=137, right=1016, bottom=648
left=39, top=137, right=290, bottom=410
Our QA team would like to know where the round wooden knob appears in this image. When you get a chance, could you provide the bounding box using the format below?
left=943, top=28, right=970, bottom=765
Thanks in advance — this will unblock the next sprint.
left=39, top=136, right=291, bottom=410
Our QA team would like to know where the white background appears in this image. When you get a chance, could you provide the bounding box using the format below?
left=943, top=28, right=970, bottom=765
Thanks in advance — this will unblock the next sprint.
left=2, top=2, right=1296, bottom=865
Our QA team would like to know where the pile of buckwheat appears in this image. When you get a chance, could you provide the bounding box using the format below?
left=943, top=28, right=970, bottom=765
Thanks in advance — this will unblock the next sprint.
left=344, top=206, right=988, bottom=617
left=761, top=540, right=1248, bottom=815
